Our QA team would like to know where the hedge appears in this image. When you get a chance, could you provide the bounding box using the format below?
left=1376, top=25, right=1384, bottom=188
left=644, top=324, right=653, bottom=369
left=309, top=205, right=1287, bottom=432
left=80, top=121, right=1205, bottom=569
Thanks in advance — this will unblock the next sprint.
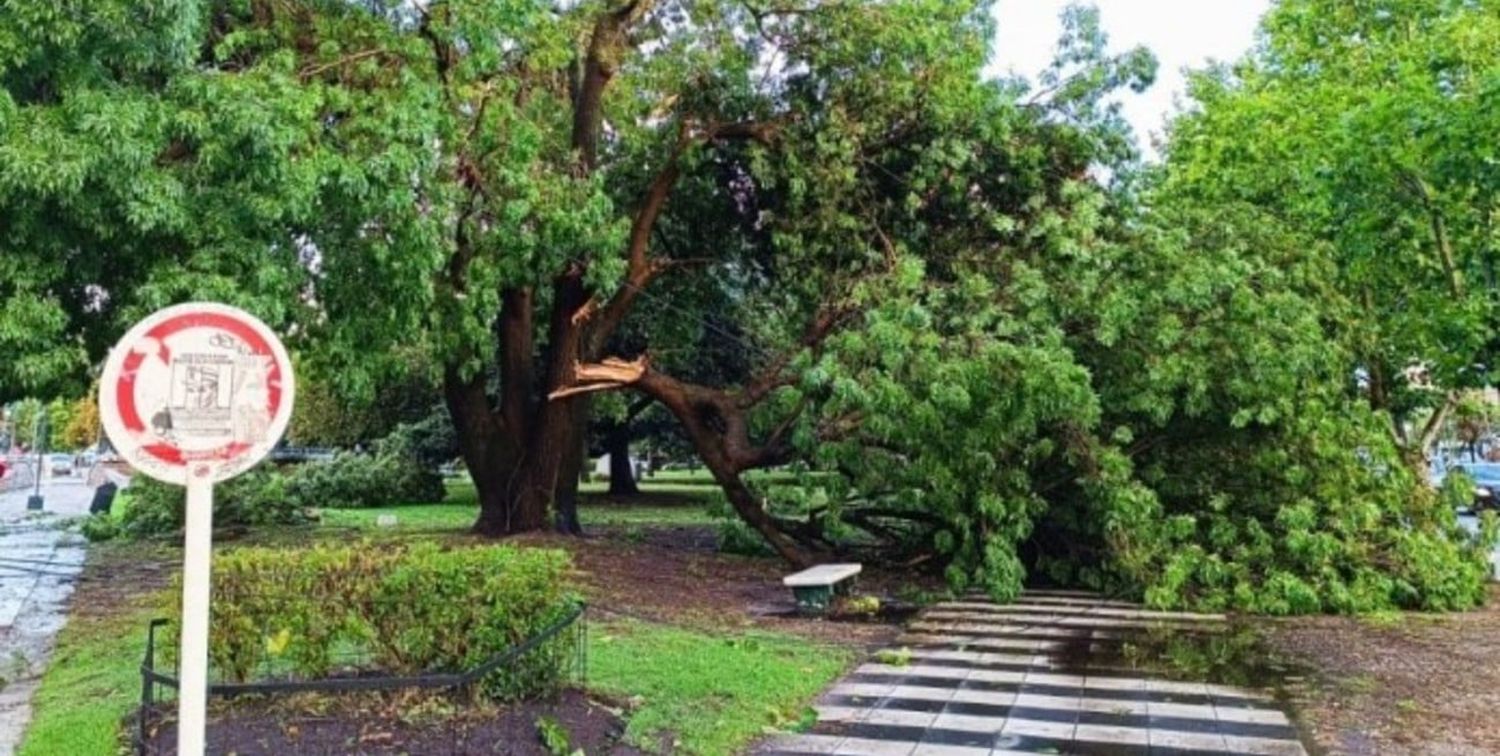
left=170, top=543, right=577, bottom=700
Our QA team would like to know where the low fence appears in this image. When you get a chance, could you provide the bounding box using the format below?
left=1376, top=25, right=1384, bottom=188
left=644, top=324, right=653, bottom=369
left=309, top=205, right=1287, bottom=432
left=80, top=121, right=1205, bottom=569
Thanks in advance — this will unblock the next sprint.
left=133, top=601, right=587, bottom=755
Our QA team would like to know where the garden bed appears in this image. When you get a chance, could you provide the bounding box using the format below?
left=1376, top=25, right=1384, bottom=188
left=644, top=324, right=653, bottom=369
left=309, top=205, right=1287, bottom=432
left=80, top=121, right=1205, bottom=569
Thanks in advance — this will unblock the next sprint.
left=138, top=689, right=641, bottom=755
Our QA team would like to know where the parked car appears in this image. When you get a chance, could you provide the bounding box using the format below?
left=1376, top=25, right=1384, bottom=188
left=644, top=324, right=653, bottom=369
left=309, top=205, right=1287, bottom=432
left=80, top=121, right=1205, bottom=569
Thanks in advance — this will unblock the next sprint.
left=47, top=453, right=74, bottom=477
left=1450, top=463, right=1500, bottom=512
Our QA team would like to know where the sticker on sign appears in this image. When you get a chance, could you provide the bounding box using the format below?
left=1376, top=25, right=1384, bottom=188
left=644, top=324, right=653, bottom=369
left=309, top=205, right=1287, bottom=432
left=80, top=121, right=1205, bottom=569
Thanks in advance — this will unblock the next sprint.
left=100, top=302, right=295, bottom=485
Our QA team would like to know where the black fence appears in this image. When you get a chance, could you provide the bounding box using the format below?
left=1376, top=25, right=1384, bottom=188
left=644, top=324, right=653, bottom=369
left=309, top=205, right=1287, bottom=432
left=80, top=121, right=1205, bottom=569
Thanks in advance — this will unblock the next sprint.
left=134, top=601, right=587, bottom=755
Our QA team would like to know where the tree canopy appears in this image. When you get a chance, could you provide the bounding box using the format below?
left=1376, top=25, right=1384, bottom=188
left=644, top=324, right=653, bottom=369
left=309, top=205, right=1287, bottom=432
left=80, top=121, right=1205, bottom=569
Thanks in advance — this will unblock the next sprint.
left=1, top=0, right=1494, bottom=612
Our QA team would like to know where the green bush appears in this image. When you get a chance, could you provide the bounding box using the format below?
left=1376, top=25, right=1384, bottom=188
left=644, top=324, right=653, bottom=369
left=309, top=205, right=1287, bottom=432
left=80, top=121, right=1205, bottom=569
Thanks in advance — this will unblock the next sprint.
left=78, top=514, right=120, bottom=542
left=188, top=543, right=578, bottom=700
left=121, top=470, right=308, bottom=537
left=284, top=451, right=444, bottom=510
left=120, top=449, right=445, bottom=536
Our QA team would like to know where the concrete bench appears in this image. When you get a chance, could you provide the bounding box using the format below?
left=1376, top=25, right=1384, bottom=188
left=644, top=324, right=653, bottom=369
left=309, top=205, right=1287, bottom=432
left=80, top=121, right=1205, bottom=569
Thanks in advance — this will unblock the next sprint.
left=783, top=563, right=862, bottom=613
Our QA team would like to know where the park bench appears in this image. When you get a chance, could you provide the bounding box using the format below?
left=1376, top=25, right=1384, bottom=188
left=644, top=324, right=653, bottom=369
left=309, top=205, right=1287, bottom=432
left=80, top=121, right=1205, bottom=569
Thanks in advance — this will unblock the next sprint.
left=783, top=563, right=862, bottom=614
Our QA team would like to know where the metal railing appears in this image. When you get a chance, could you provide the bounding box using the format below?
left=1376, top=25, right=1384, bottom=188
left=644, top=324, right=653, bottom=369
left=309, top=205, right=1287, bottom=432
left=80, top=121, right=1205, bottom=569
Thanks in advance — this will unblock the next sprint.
left=134, top=601, right=587, bottom=755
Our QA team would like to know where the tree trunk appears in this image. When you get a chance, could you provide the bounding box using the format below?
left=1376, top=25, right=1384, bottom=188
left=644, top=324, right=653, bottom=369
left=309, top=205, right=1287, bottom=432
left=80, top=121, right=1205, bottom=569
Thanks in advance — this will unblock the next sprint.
left=444, top=367, right=529, bottom=536
left=553, top=398, right=588, bottom=534
left=607, top=432, right=639, bottom=496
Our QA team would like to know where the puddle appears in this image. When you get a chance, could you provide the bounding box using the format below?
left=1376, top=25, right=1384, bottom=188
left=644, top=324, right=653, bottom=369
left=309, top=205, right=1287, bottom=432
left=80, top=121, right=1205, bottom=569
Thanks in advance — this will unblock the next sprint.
left=1043, top=619, right=1302, bottom=689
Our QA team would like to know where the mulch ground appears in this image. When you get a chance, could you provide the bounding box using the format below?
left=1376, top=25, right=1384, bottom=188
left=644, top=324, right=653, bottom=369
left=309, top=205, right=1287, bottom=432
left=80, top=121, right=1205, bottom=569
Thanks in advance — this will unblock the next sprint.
left=513, top=523, right=930, bottom=649
left=140, top=689, right=642, bottom=755
left=1263, top=584, right=1500, bottom=755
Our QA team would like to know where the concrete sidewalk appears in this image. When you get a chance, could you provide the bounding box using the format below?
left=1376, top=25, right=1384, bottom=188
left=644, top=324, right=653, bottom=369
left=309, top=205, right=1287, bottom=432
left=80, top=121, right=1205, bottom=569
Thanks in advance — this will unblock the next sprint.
left=757, top=590, right=1308, bottom=756
left=0, top=478, right=95, bottom=756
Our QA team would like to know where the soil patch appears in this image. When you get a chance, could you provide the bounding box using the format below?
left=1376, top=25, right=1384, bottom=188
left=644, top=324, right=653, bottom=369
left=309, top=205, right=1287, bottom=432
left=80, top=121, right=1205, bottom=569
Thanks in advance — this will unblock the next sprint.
left=140, top=688, right=642, bottom=755
left=1263, top=584, right=1500, bottom=755
left=509, top=529, right=940, bottom=650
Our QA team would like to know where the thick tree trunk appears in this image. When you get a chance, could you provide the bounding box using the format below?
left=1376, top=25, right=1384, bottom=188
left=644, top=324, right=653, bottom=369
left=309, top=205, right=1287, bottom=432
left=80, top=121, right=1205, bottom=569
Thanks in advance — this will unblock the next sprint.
left=606, top=432, right=639, bottom=496
left=443, top=367, right=532, bottom=536
left=553, top=398, right=588, bottom=534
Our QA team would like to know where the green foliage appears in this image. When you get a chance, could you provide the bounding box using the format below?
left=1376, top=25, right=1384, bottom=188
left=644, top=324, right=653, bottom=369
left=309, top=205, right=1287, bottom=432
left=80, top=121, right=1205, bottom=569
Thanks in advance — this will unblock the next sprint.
left=192, top=543, right=577, bottom=700
left=78, top=513, right=120, bottom=542
left=1441, top=469, right=1477, bottom=512
left=534, top=715, right=574, bottom=756
left=122, top=469, right=308, bottom=537
left=286, top=450, right=444, bottom=510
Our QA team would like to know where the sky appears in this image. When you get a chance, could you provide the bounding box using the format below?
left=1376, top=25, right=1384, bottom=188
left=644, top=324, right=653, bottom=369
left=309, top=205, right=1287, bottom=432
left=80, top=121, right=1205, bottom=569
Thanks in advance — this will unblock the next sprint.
left=989, top=0, right=1272, bottom=157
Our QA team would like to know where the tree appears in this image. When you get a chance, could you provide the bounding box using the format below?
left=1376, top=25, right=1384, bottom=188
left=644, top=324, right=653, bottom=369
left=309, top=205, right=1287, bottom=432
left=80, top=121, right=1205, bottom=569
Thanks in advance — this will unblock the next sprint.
left=1161, top=0, right=1500, bottom=467
left=60, top=393, right=100, bottom=450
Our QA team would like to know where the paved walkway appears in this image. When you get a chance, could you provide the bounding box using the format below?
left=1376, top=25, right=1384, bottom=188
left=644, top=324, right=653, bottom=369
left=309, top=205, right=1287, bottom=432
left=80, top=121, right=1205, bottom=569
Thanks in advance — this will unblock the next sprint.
left=0, top=477, right=94, bottom=756
left=758, top=590, right=1307, bottom=756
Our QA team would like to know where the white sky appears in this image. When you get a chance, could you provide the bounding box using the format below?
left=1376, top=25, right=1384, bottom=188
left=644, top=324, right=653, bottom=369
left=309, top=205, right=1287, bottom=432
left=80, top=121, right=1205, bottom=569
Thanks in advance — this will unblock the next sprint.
left=989, top=0, right=1272, bottom=157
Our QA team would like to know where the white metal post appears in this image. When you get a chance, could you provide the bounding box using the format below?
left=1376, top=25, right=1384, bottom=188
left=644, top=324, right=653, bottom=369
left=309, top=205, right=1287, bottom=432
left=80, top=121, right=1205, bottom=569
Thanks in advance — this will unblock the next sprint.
left=177, top=476, right=214, bottom=755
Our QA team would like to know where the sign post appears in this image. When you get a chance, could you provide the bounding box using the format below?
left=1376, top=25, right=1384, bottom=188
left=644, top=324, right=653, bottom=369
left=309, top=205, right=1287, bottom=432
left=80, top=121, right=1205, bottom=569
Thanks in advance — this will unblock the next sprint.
left=99, top=303, right=294, bottom=755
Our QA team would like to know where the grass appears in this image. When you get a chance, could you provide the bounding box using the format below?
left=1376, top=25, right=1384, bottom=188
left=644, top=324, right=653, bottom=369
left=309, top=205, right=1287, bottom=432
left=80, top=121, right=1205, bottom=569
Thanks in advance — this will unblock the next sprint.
left=588, top=619, right=851, bottom=754
left=317, top=479, right=719, bottom=533
left=16, top=599, right=165, bottom=756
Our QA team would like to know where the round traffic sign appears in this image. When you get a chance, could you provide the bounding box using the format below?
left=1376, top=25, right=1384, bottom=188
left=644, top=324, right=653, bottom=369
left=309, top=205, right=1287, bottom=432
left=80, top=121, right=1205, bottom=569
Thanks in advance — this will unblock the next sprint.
left=99, top=302, right=295, bottom=485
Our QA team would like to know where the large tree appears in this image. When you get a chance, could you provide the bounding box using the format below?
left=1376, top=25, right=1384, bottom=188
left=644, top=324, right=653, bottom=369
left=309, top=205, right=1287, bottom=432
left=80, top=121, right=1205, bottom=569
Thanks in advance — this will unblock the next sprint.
left=1162, top=0, right=1500, bottom=466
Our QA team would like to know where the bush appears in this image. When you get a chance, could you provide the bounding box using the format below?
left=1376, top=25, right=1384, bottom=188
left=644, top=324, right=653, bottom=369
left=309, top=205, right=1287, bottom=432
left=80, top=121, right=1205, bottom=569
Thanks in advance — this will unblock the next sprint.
left=79, top=513, right=120, bottom=542
left=119, top=447, right=446, bottom=537
left=121, top=470, right=308, bottom=537
left=183, top=543, right=578, bottom=700
left=284, top=451, right=444, bottom=510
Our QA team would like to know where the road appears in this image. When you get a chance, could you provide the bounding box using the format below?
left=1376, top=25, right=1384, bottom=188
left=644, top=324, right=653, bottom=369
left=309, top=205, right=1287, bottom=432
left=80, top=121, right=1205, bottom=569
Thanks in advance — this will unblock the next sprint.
left=0, top=476, right=93, bottom=756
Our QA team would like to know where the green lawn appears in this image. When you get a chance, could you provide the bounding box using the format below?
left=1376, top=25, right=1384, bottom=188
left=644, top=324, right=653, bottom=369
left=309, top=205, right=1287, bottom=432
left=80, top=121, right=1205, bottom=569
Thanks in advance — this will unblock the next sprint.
left=317, top=479, right=719, bottom=532
left=17, top=600, right=163, bottom=756
left=589, top=619, right=851, bottom=754
left=18, top=602, right=847, bottom=756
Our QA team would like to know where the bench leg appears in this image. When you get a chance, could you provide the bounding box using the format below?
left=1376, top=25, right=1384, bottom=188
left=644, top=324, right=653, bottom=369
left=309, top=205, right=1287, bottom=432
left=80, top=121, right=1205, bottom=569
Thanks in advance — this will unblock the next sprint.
left=792, top=585, right=836, bottom=614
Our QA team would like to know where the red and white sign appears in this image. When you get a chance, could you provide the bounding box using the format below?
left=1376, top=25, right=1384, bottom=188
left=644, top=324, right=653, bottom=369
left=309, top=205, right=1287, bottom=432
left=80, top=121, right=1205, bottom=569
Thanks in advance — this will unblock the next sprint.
left=100, top=302, right=294, bottom=485
left=99, top=302, right=295, bottom=755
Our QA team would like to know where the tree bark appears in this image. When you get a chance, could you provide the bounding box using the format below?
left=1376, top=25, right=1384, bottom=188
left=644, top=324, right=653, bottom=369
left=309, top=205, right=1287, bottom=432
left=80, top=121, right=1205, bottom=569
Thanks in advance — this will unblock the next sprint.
left=606, top=432, right=639, bottom=496
left=443, top=367, right=525, bottom=536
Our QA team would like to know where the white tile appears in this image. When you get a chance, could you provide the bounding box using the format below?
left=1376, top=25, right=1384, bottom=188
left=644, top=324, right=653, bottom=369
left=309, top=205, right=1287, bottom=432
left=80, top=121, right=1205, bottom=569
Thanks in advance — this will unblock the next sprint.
left=1074, top=723, right=1151, bottom=745
left=1219, top=735, right=1308, bottom=755
left=833, top=682, right=898, bottom=698
left=910, top=743, right=990, bottom=756
left=834, top=736, right=918, bottom=755
left=963, top=668, right=1025, bottom=684
left=1145, top=678, right=1210, bottom=696
left=948, top=688, right=1016, bottom=706
left=1149, top=730, right=1229, bottom=752
left=931, top=712, right=1004, bottom=734
left=815, top=705, right=869, bottom=724
left=1205, top=683, right=1272, bottom=700
left=1012, top=693, right=1080, bottom=711
left=1214, top=706, right=1291, bottom=726
left=913, top=742, right=992, bottom=756
left=1020, top=671, right=1086, bottom=687
left=863, top=708, right=938, bottom=728
left=889, top=685, right=958, bottom=702
left=1000, top=718, right=1075, bottom=740
left=761, top=733, right=843, bottom=753
left=1081, top=675, right=1149, bottom=692
left=1147, top=701, right=1219, bottom=721
left=1078, top=696, right=1147, bottom=716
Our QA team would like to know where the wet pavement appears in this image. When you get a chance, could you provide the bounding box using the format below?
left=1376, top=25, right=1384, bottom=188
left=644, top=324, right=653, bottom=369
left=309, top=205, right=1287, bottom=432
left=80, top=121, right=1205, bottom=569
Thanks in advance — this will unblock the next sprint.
left=757, top=590, right=1308, bottom=756
left=0, top=477, right=94, bottom=756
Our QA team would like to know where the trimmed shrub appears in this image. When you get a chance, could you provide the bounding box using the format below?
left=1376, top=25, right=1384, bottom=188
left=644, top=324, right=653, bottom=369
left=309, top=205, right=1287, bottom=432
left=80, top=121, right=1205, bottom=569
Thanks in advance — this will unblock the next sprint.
left=188, top=543, right=577, bottom=700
